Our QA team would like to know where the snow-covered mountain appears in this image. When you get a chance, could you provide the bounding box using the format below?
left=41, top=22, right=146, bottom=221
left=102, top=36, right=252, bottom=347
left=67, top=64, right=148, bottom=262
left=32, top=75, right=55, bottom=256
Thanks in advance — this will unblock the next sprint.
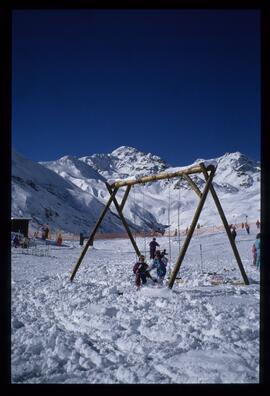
left=79, top=146, right=169, bottom=180
left=12, top=150, right=125, bottom=234
left=12, top=147, right=260, bottom=235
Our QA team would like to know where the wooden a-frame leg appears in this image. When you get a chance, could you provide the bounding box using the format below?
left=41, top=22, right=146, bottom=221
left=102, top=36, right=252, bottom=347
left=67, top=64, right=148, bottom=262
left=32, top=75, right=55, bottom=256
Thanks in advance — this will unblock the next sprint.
left=168, top=165, right=216, bottom=289
left=106, top=183, right=141, bottom=258
left=120, top=185, right=131, bottom=212
left=200, top=163, right=249, bottom=285
left=70, top=187, right=119, bottom=281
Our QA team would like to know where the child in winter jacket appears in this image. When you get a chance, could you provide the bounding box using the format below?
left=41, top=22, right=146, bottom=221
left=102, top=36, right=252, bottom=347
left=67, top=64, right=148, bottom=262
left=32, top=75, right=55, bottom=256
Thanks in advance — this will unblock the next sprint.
left=133, top=255, right=154, bottom=287
left=150, top=250, right=167, bottom=283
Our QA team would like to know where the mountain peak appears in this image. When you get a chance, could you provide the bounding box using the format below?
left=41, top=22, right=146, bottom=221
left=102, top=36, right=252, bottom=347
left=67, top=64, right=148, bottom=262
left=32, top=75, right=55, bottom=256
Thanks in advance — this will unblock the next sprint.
left=58, top=155, right=77, bottom=162
left=111, top=146, right=139, bottom=157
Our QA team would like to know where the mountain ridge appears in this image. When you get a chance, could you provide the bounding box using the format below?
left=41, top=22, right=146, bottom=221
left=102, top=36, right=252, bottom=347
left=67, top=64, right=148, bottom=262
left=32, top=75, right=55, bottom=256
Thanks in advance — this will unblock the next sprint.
left=12, top=147, right=260, bottom=234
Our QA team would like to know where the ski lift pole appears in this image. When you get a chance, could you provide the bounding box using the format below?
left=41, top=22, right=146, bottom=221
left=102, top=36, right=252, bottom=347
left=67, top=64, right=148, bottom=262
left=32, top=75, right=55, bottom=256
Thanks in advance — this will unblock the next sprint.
left=168, top=180, right=172, bottom=263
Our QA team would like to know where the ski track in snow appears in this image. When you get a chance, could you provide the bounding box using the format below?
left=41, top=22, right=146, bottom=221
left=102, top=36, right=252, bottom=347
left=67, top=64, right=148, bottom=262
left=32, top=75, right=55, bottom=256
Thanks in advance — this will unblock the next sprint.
left=11, top=230, right=260, bottom=384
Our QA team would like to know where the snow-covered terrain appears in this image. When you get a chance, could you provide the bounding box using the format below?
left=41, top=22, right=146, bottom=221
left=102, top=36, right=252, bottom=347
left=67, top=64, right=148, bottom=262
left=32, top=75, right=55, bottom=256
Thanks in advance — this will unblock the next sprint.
left=12, top=147, right=260, bottom=236
left=11, top=225, right=260, bottom=384
left=12, top=150, right=124, bottom=234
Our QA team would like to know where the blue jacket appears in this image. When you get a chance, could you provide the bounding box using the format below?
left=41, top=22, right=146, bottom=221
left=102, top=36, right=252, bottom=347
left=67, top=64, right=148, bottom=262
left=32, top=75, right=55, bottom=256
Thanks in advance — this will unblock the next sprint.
left=151, top=257, right=167, bottom=278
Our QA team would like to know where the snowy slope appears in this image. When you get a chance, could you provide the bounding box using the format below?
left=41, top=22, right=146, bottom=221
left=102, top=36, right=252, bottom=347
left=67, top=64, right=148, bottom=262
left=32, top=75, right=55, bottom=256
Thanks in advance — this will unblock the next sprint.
left=12, top=147, right=260, bottom=235
left=11, top=228, right=260, bottom=384
left=12, top=150, right=125, bottom=234
left=39, top=155, right=109, bottom=204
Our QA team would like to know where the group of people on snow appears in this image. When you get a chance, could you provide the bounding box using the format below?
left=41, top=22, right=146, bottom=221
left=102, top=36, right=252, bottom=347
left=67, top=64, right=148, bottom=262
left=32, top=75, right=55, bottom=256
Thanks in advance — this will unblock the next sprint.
left=133, top=222, right=261, bottom=288
left=12, top=233, right=29, bottom=248
left=12, top=224, right=64, bottom=248
left=230, top=223, right=260, bottom=270
left=41, top=224, right=50, bottom=240
left=133, top=238, right=169, bottom=288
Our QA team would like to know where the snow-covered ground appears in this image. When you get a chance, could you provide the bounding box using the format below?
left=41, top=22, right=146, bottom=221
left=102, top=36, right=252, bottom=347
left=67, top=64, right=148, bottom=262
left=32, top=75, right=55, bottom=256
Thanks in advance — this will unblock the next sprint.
left=11, top=226, right=260, bottom=384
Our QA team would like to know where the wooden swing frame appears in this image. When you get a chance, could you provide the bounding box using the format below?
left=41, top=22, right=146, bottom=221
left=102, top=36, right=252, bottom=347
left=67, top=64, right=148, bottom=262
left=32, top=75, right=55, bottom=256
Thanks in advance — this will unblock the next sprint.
left=69, top=162, right=249, bottom=288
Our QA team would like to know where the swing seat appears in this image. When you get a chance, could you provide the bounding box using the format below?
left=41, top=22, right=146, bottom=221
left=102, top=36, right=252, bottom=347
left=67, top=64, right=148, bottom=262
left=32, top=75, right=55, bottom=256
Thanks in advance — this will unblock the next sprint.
left=210, top=277, right=244, bottom=286
left=210, top=279, right=224, bottom=285
left=166, top=277, right=185, bottom=285
left=209, top=274, right=224, bottom=285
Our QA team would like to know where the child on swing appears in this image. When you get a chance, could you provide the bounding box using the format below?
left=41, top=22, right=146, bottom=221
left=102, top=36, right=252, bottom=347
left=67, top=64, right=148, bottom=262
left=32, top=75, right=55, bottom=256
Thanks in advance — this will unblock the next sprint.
left=133, top=255, right=156, bottom=288
left=149, top=250, right=168, bottom=284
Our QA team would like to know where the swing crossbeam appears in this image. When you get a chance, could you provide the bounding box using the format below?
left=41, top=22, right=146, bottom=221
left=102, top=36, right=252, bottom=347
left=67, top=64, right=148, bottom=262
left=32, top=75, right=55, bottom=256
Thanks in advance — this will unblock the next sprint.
left=110, top=164, right=204, bottom=188
left=70, top=162, right=249, bottom=288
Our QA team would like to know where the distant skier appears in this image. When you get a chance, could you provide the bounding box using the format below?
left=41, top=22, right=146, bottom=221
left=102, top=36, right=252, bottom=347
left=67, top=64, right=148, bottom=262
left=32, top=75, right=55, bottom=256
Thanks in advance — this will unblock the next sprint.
left=149, top=237, right=160, bottom=259
left=245, top=223, right=250, bottom=235
left=256, top=219, right=260, bottom=229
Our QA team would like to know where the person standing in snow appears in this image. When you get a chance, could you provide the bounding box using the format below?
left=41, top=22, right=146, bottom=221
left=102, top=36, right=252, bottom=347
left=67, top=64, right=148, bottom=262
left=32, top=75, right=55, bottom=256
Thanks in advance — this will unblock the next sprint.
left=13, top=234, right=20, bottom=248
left=254, top=233, right=260, bottom=270
left=149, top=237, right=160, bottom=259
left=231, top=226, right=237, bottom=241
left=251, top=243, right=257, bottom=266
left=56, top=233, right=63, bottom=246
left=245, top=223, right=250, bottom=235
left=149, top=250, right=167, bottom=284
left=44, top=225, right=49, bottom=239
left=133, top=255, right=155, bottom=288
left=41, top=225, right=46, bottom=240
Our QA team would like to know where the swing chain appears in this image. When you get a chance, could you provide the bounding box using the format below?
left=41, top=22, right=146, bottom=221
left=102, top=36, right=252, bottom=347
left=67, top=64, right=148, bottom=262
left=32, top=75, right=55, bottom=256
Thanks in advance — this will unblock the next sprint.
left=167, top=179, right=172, bottom=264
left=141, top=184, right=147, bottom=258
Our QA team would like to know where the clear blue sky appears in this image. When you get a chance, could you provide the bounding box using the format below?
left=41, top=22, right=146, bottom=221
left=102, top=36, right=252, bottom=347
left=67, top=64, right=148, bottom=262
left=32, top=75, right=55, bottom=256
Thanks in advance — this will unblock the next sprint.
left=12, top=9, right=260, bottom=166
